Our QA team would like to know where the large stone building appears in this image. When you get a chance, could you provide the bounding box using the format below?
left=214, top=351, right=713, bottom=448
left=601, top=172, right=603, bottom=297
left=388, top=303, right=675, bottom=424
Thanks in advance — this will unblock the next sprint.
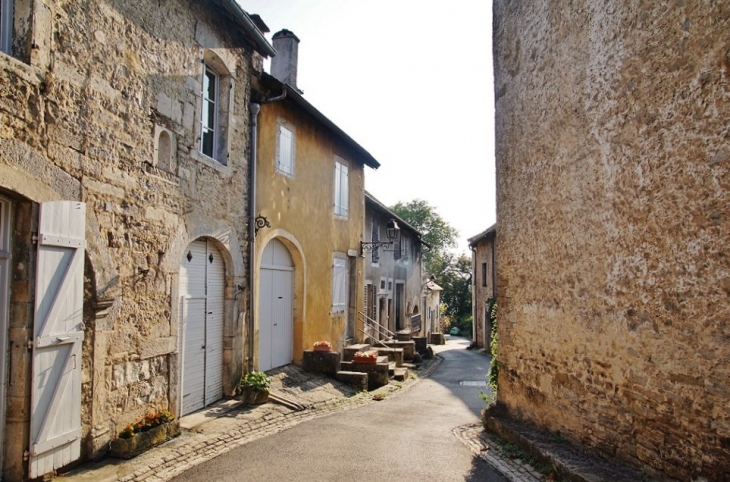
left=363, top=192, right=427, bottom=339
left=468, top=225, right=496, bottom=351
left=491, top=1, right=729, bottom=480
left=0, top=1, right=274, bottom=479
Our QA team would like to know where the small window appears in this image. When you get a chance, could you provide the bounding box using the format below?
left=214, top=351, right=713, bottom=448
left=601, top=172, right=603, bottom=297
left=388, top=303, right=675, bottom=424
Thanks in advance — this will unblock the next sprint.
left=394, top=232, right=402, bottom=260
left=332, top=256, right=347, bottom=313
left=200, top=66, right=218, bottom=159
left=482, top=262, right=488, bottom=287
left=276, top=122, right=295, bottom=176
left=334, top=160, right=349, bottom=217
left=0, top=0, right=13, bottom=55
left=371, top=216, right=380, bottom=265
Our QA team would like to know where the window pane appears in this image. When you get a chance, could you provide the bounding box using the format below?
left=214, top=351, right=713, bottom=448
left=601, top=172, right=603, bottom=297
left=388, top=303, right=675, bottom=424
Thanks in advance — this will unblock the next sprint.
left=205, top=70, right=216, bottom=101
left=206, top=99, right=215, bottom=129
left=202, top=129, right=214, bottom=157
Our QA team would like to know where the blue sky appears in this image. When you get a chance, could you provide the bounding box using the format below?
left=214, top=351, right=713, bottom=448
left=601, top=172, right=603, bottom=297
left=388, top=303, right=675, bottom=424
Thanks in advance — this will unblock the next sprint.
left=240, top=0, right=495, bottom=254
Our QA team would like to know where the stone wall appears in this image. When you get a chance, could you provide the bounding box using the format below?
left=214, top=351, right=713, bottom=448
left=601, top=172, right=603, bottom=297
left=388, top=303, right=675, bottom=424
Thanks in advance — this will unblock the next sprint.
left=471, top=232, right=495, bottom=350
left=0, top=0, right=262, bottom=477
left=493, top=1, right=729, bottom=480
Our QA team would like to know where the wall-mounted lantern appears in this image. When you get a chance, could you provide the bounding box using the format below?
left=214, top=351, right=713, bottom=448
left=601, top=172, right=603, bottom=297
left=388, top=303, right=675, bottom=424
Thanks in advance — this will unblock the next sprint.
left=360, top=218, right=400, bottom=256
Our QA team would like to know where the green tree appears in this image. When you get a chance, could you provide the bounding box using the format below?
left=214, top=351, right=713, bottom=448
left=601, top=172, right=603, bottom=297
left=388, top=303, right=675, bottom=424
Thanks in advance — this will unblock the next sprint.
left=390, top=199, right=459, bottom=273
left=390, top=200, right=471, bottom=327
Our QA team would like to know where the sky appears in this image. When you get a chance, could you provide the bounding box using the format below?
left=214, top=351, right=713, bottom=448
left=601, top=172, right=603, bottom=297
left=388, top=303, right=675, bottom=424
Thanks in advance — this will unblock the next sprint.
left=240, top=0, right=495, bottom=254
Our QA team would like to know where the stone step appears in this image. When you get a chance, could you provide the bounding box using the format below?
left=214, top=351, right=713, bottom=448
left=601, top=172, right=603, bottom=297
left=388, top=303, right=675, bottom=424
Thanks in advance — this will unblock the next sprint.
left=349, top=359, right=390, bottom=390
left=343, top=344, right=371, bottom=361
left=393, top=367, right=408, bottom=382
left=375, top=347, right=404, bottom=367
left=336, top=370, right=368, bottom=391
left=381, top=340, right=416, bottom=361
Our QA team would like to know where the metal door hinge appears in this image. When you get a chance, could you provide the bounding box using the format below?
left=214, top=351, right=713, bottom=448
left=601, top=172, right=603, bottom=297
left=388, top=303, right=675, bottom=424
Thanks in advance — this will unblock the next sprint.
left=31, top=232, right=38, bottom=245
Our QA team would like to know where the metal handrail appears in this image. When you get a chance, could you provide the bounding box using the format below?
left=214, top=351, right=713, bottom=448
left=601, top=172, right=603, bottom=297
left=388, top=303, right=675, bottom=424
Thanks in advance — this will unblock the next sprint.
left=357, top=326, right=391, bottom=350
left=358, top=311, right=396, bottom=341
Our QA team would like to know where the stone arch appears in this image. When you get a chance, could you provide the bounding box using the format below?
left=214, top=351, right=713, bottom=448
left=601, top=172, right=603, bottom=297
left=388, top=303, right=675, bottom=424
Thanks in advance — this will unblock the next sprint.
left=255, top=229, right=306, bottom=366
left=166, top=214, right=247, bottom=413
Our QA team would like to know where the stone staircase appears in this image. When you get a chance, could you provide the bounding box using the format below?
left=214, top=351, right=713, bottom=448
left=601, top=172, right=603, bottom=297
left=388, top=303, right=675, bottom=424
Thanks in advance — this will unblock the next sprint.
left=303, top=334, right=421, bottom=391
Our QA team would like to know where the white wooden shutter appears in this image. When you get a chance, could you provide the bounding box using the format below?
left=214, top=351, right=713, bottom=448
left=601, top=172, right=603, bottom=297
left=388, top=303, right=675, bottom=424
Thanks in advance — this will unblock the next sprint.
left=332, top=257, right=346, bottom=313
left=30, top=201, right=86, bottom=478
left=334, top=162, right=342, bottom=214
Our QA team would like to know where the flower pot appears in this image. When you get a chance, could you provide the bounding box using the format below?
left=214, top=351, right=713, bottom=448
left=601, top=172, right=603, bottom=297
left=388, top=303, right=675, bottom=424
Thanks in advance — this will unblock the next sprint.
left=353, top=356, right=377, bottom=364
left=313, top=345, right=331, bottom=352
left=240, top=387, right=269, bottom=405
left=110, top=420, right=180, bottom=459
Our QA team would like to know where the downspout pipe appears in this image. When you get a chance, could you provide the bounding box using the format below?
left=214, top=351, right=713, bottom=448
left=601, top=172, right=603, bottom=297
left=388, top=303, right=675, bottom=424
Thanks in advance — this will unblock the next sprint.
left=248, top=102, right=260, bottom=372
left=247, top=90, right=287, bottom=372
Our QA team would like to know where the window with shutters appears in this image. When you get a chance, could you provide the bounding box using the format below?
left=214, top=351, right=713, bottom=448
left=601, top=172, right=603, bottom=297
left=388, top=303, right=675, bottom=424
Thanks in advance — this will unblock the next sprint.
left=332, top=256, right=347, bottom=313
left=393, top=231, right=402, bottom=260
left=276, top=120, right=295, bottom=176
left=0, top=0, right=12, bottom=55
left=371, top=215, right=380, bottom=265
left=334, top=158, right=349, bottom=217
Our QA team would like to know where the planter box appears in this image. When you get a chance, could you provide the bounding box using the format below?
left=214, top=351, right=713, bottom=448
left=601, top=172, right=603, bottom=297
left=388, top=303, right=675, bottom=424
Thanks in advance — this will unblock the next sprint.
left=313, top=345, right=331, bottom=352
left=353, top=356, right=377, bottom=364
left=240, top=388, right=270, bottom=405
left=110, top=420, right=180, bottom=460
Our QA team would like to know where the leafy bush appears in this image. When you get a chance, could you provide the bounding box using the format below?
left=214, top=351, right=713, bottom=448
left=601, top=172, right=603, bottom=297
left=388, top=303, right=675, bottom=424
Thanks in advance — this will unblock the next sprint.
left=240, top=371, right=271, bottom=392
left=487, top=298, right=499, bottom=392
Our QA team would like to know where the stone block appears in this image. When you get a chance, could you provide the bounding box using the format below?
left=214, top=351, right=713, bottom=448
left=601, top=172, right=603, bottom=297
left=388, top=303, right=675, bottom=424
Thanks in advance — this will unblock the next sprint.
left=343, top=344, right=370, bottom=362
left=375, top=347, right=403, bottom=367
left=412, top=336, right=427, bottom=354
left=351, top=362, right=389, bottom=390
left=430, top=333, right=445, bottom=345
left=302, top=350, right=341, bottom=377
left=336, top=371, right=367, bottom=391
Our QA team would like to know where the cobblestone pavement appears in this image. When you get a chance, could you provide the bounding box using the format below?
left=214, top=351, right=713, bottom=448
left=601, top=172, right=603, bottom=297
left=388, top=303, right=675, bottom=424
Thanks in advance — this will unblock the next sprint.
left=59, top=350, right=542, bottom=482
left=454, top=423, right=546, bottom=482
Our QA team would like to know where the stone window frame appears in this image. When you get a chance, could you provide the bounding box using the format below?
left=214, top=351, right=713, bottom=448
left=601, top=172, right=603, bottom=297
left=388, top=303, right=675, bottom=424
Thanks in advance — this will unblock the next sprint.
left=153, top=125, right=177, bottom=173
left=191, top=50, right=234, bottom=170
left=275, top=118, right=296, bottom=177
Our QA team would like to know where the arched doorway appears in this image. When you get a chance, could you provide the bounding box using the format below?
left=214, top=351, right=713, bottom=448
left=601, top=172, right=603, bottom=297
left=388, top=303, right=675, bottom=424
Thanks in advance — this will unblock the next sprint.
left=259, top=238, right=293, bottom=371
left=179, top=238, right=225, bottom=415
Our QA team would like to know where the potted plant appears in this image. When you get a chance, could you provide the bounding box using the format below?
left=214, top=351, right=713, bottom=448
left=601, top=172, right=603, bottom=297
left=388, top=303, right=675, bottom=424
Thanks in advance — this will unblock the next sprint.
left=313, top=340, right=332, bottom=352
left=110, top=410, right=180, bottom=459
left=238, top=371, right=271, bottom=404
left=353, top=351, right=378, bottom=364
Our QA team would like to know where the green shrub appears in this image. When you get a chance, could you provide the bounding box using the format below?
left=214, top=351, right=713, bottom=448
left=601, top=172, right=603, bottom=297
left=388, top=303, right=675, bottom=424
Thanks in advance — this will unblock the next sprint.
left=240, top=371, right=271, bottom=392
left=487, top=298, right=499, bottom=392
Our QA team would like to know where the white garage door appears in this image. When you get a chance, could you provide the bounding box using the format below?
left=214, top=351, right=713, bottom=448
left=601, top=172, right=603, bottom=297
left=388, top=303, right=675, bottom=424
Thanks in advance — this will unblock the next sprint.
left=180, top=239, right=224, bottom=415
left=259, top=239, right=293, bottom=372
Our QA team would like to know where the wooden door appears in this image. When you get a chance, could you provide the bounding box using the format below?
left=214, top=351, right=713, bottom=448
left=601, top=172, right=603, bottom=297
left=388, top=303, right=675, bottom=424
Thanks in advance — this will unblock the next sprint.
left=30, top=201, right=86, bottom=478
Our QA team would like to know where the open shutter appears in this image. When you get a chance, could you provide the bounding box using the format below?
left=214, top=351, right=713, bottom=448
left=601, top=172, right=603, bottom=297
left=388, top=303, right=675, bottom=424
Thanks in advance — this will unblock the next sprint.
left=30, top=201, right=86, bottom=478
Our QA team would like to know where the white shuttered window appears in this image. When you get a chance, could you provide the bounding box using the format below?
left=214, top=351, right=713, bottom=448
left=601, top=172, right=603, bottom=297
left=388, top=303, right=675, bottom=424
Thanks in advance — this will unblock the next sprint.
left=332, top=257, right=347, bottom=313
left=276, top=123, right=295, bottom=176
left=334, top=160, right=349, bottom=217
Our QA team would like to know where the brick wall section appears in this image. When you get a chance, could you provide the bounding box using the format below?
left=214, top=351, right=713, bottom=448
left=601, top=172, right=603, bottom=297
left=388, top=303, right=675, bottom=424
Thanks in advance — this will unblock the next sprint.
left=0, top=0, right=261, bottom=475
left=493, top=1, right=730, bottom=480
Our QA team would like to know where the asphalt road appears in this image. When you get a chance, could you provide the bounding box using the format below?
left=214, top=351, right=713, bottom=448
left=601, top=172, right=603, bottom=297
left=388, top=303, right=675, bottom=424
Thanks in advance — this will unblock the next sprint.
left=171, top=336, right=505, bottom=482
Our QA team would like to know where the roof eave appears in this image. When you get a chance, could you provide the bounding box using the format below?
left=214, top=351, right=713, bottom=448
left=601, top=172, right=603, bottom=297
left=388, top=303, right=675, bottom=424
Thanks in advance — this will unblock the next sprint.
left=218, top=0, right=277, bottom=58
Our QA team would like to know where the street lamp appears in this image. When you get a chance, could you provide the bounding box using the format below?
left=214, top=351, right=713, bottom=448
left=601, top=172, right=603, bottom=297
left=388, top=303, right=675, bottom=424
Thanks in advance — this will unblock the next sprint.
left=360, top=218, right=400, bottom=256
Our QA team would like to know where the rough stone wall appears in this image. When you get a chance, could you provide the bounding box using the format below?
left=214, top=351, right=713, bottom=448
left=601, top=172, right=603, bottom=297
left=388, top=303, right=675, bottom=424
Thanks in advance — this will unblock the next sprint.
left=493, top=1, right=729, bottom=480
left=0, top=0, right=261, bottom=475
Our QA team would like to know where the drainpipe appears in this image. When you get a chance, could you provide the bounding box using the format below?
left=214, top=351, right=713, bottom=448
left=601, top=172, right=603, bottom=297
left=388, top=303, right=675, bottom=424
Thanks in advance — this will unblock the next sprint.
left=248, top=102, right=260, bottom=372
left=247, top=90, right=287, bottom=372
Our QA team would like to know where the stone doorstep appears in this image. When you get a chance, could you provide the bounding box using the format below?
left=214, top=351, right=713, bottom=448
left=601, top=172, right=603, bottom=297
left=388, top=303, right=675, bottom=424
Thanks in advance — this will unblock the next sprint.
left=392, top=367, right=408, bottom=382
left=335, top=370, right=368, bottom=391
left=343, top=344, right=371, bottom=361
left=483, top=402, right=649, bottom=482
left=375, top=347, right=404, bottom=367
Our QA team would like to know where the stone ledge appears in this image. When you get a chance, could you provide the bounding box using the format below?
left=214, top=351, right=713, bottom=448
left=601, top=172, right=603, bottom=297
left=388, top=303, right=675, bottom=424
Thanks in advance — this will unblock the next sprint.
left=483, top=402, right=649, bottom=482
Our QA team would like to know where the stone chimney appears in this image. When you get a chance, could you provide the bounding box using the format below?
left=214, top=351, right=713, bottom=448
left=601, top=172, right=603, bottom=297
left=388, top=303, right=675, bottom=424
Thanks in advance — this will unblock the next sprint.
left=271, top=29, right=300, bottom=89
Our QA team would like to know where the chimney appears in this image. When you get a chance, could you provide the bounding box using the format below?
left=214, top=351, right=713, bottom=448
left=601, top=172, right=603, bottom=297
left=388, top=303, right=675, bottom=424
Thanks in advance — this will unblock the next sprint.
left=271, top=29, right=300, bottom=89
